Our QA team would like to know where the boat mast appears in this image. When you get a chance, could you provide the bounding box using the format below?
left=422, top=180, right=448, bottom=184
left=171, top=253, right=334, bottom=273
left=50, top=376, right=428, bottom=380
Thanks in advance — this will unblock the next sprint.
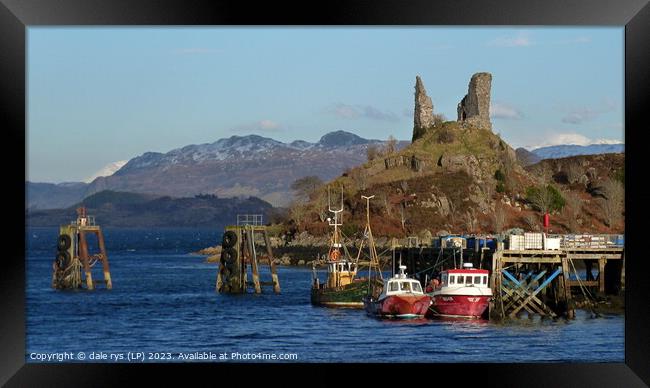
left=361, top=195, right=382, bottom=281
left=328, top=186, right=344, bottom=250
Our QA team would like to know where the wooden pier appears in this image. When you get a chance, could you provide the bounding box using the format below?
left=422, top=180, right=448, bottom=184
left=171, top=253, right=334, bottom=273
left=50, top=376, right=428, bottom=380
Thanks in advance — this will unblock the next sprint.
left=216, top=215, right=280, bottom=294
left=490, top=246, right=624, bottom=319
left=52, top=207, right=112, bottom=290
left=390, top=234, right=624, bottom=320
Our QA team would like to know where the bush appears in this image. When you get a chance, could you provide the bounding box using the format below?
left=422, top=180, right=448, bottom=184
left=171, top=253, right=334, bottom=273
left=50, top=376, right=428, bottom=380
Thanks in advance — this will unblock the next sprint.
left=525, top=185, right=565, bottom=213
left=494, top=169, right=505, bottom=182
left=437, top=128, right=455, bottom=144
left=496, top=182, right=505, bottom=193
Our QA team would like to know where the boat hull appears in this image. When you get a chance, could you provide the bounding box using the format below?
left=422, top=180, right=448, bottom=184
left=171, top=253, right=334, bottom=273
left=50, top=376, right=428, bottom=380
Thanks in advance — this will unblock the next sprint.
left=364, top=295, right=431, bottom=319
left=428, top=295, right=491, bottom=319
left=311, top=281, right=370, bottom=308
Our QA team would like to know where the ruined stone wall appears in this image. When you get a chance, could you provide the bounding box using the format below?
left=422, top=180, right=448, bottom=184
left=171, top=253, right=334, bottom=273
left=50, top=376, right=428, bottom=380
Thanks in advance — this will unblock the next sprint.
left=413, top=75, right=434, bottom=142
left=457, top=72, right=492, bottom=131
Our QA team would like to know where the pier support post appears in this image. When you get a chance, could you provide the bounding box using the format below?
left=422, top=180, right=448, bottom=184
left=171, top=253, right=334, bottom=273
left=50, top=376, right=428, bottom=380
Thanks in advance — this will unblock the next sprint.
left=263, top=230, right=281, bottom=293
left=598, top=257, right=606, bottom=293
left=97, top=230, right=112, bottom=289
left=79, top=231, right=94, bottom=290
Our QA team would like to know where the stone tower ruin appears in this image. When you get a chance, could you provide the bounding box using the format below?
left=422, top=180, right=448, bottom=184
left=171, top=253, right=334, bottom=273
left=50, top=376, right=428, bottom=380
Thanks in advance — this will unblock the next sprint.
left=412, top=75, right=434, bottom=142
left=457, top=72, right=492, bottom=131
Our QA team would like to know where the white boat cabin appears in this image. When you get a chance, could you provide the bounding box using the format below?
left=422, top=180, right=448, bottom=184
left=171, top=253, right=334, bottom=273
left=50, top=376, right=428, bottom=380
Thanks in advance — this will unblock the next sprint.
left=380, top=265, right=424, bottom=297
left=431, top=263, right=492, bottom=296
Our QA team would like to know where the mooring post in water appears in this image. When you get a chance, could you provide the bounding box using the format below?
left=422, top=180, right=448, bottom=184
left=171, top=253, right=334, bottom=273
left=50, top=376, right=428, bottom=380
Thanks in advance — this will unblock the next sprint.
left=97, top=229, right=112, bottom=289
left=78, top=231, right=94, bottom=290
left=263, top=230, right=281, bottom=293
left=52, top=207, right=112, bottom=291
left=216, top=216, right=281, bottom=294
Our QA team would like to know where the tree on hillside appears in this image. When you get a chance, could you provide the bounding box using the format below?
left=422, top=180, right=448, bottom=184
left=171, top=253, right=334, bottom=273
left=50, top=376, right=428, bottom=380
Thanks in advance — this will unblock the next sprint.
left=565, top=163, right=584, bottom=184
left=366, top=144, right=381, bottom=161
left=349, top=168, right=369, bottom=191
left=526, top=185, right=565, bottom=214
left=598, top=179, right=624, bottom=227
left=494, top=204, right=507, bottom=233
left=523, top=213, right=541, bottom=231
left=463, top=208, right=478, bottom=233
left=384, top=135, right=397, bottom=155
left=291, top=176, right=323, bottom=203
left=563, top=190, right=582, bottom=231
left=432, top=113, right=446, bottom=127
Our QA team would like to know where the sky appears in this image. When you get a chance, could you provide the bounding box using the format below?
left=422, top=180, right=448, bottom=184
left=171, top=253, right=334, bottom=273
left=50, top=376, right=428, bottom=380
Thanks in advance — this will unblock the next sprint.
left=27, top=27, right=624, bottom=183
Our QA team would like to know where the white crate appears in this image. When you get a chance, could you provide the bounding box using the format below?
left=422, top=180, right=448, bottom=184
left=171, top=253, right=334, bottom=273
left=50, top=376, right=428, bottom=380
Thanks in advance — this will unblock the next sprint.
left=544, top=237, right=561, bottom=250
left=508, top=235, right=525, bottom=250
left=524, top=233, right=544, bottom=250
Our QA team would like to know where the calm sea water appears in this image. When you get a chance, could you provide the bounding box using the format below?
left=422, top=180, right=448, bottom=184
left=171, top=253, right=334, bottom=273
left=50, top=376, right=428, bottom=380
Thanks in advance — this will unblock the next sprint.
left=26, top=227, right=624, bottom=363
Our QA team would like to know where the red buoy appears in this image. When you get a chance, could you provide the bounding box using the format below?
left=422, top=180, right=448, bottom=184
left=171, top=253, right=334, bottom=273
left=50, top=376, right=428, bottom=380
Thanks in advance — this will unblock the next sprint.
left=543, top=213, right=550, bottom=228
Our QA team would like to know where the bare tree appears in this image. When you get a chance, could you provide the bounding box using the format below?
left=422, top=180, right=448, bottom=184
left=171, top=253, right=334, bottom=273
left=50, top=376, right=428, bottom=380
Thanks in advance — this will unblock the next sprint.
left=400, top=180, right=409, bottom=194
left=464, top=208, right=478, bottom=233
left=366, top=144, right=381, bottom=161
left=432, top=113, right=446, bottom=126
left=289, top=202, right=308, bottom=230
left=563, top=190, right=582, bottom=231
left=598, top=179, right=624, bottom=227
left=565, top=163, right=583, bottom=184
left=291, top=176, right=323, bottom=203
left=399, top=202, right=407, bottom=231
left=385, top=135, right=397, bottom=155
left=523, top=213, right=540, bottom=231
left=531, top=163, right=553, bottom=185
left=494, top=204, right=507, bottom=233
left=349, top=168, right=369, bottom=191
left=378, top=192, right=392, bottom=217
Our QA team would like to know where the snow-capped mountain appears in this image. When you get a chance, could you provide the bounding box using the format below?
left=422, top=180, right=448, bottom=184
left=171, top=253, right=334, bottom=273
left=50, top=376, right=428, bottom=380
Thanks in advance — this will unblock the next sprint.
left=531, top=143, right=624, bottom=160
left=78, top=131, right=407, bottom=207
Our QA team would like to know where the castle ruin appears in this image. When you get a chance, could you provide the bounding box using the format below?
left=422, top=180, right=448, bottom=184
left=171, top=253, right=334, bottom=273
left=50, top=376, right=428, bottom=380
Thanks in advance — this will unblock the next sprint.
left=457, top=72, right=492, bottom=131
left=412, top=75, right=434, bottom=142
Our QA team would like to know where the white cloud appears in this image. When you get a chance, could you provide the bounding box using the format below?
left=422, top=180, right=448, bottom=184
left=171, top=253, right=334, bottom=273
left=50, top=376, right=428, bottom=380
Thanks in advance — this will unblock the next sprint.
left=561, top=100, right=616, bottom=124
left=487, top=32, right=532, bottom=47
left=327, top=103, right=399, bottom=122
left=490, top=102, right=523, bottom=120
left=234, top=119, right=283, bottom=132
left=526, top=133, right=623, bottom=149
left=84, top=160, right=128, bottom=183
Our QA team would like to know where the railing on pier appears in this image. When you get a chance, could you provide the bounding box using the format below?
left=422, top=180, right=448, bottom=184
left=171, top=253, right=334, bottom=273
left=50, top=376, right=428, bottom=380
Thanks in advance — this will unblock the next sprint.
left=237, top=214, right=263, bottom=226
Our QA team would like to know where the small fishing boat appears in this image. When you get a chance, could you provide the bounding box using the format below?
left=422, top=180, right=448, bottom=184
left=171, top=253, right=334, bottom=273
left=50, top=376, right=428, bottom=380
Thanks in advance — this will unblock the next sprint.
left=363, top=265, right=432, bottom=319
left=311, top=188, right=377, bottom=308
left=427, top=263, right=492, bottom=319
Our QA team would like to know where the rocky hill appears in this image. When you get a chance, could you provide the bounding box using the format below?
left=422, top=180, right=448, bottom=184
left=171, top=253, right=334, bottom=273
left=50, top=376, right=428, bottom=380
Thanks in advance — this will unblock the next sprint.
left=27, top=131, right=408, bottom=210
left=284, top=73, right=625, bottom=238
left=26, top=190, right=273, bottom=227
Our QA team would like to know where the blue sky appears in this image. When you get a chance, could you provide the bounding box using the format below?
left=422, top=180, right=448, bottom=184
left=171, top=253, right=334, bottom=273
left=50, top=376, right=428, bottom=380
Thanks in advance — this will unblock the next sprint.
left=27, top=27, right=624, bottom=183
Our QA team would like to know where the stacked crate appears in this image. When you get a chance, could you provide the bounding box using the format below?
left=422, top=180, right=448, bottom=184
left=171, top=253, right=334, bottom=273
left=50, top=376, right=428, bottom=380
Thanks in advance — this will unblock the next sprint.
left=524, top=233, right=544, bottom=250
left=508, top=235, right=525, bottom=250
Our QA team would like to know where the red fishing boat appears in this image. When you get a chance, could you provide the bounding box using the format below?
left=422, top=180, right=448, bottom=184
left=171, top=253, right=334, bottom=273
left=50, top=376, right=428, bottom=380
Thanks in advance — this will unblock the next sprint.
left=427, top=263, right=492, bottom=319
left=363, top=265, right=432, bottom=319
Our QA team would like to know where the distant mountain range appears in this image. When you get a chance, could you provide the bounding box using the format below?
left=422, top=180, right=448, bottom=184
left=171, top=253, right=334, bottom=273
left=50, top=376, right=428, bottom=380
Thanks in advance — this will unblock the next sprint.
left=530, top=143, right=624, bottom=160
left=27, top=131, right=408, bottom=209
left=27, top=190, right=273, bottom=227
left=514, top=143, right=624, bottom=166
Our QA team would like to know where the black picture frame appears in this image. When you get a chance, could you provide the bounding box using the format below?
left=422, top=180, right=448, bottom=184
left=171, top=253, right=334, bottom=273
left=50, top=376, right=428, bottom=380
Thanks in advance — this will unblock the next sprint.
left=3, top=0, right=649, bottom=386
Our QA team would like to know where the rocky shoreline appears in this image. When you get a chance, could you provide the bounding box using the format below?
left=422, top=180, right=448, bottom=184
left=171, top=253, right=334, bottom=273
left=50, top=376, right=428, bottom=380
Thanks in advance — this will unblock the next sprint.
left=191, top=231, right=395, bottom=266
